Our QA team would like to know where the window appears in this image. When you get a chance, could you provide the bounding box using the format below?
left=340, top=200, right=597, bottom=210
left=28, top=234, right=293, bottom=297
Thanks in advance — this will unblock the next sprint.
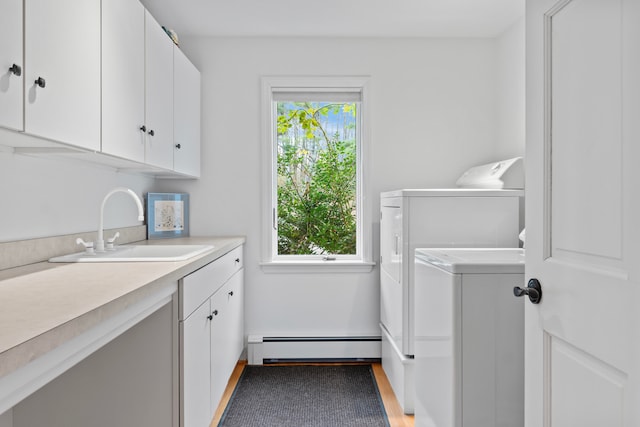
left=261, top=77, right=373, bottom=272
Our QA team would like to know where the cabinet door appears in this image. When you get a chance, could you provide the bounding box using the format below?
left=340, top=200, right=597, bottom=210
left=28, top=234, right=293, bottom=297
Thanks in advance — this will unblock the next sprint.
left=24, top=0, right=100, bottom=150
left=210, top=270, right=244, bottom=412
left=0, top=0, right=23, bottom=132
left=101, top=0, right=145, bottom=162
left=144, top=11, right=174, bottom=169
left=209, top=287, right=228, bottom=414
left=226, top=270, right=244, bottom=366
left=173, top=48, right=201, bottom=177
left=181, top=301, right=212, bottom=427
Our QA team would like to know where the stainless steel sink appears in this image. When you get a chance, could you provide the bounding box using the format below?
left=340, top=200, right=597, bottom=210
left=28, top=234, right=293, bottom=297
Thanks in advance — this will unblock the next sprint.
left=49, top=244, right=214, bottom=263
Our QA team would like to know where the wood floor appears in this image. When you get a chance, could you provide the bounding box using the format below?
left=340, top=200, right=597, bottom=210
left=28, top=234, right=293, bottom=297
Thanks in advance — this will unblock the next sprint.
left=210, top=360, right=414, bottom=427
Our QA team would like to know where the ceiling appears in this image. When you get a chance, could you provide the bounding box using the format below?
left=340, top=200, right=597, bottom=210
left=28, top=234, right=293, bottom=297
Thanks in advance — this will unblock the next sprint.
left=139, top=0, right=524, bottom=39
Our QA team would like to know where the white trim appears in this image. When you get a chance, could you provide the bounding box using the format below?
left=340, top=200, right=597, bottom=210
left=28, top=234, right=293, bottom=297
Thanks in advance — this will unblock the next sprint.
left=260, top=76, right=373, bottom=269
left=260, top=260, right=375, bottom=274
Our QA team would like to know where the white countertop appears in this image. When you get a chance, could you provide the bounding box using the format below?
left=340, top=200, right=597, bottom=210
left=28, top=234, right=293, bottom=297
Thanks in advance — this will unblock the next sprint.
left=0, top=236, right=245, bottom=379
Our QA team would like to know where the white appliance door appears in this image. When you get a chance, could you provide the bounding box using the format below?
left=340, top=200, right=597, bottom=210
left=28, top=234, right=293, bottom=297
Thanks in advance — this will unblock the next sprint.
left=380, top=202, right=402, bottom=284
left=380, top=200, right=403, bottom=348
left=525, top=0, right=640, bottom=425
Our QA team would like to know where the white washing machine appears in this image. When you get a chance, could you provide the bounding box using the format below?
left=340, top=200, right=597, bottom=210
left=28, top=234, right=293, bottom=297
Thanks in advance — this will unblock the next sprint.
left=379, top=157, right=524, bottom=413
left=413, top=248, right=525, bottom=427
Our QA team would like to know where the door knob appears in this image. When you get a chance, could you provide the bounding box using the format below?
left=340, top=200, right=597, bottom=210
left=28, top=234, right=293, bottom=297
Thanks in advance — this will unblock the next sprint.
left=148, top=129, right=155, bottom=136
left=175, top=143, right=181, bottom=149
left=34, top=77, right=46, bottom=88
left=139, top=125, right=147, bottom=132
left=514, top=278, right=542, bottom=304
left=9, top=63, right=21, bottom=76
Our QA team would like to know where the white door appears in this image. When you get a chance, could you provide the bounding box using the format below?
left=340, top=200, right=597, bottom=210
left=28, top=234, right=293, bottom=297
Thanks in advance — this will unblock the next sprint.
left=101, top=0, right=145, bottom=162
left=209, top=287, right=228, bottom=414
left=24, top=0, right=100, bottom=150
left=173, top=47, right=201, bottom=177
left=525, top=0, right=640, bottom=426
left=181, top=301, right=212, bottom=427
left=144, top=11, right=174, bottom=169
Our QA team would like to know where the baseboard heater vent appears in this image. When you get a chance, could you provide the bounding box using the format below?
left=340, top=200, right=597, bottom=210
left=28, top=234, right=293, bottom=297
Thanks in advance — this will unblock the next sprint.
left=247, top=335, right=381, bottom=365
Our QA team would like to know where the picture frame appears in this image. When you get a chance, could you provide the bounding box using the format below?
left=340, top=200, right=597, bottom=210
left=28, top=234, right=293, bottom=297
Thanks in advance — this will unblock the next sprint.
left=146, top=193, right=189, bottom=239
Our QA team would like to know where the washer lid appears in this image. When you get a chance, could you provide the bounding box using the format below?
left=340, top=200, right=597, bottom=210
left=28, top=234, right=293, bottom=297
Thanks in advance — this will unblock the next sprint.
left=415, top=248, right=525, bottom=274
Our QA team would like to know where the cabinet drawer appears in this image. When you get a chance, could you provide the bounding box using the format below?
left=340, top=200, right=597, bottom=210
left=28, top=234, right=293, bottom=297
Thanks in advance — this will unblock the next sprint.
left=180, top=246, right=243, bottom=319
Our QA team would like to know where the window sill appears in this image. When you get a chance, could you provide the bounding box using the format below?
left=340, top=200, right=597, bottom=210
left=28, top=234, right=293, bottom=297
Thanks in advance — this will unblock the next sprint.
left=259, top=260, right=376, bottom=274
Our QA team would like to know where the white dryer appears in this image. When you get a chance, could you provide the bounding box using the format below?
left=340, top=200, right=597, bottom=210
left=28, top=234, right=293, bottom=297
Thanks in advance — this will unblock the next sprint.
left=379, top=157, right=524, bottom=414
left=413, top=248, right=525, bottom=427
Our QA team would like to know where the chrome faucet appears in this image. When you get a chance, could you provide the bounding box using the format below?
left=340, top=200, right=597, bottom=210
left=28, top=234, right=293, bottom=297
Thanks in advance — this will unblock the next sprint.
left=95, top=187, right=145, bottom=252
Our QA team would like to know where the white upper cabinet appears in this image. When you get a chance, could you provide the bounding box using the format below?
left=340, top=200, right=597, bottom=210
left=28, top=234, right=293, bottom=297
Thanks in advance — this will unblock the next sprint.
left=101, top=0, right=146, bottom=163
left=24, top=0, right=100, bottom=151
left=173, top=48, right=201, bottom=177
left=144, top=11, right=174, bottom=170
left=0, top=0, right=23, bottom=132
left=1, top=0, right=200, bottom=177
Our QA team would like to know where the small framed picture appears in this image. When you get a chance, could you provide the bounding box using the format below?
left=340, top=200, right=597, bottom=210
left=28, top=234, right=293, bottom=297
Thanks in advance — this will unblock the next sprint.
left=146, top=193, right=189, bottom=239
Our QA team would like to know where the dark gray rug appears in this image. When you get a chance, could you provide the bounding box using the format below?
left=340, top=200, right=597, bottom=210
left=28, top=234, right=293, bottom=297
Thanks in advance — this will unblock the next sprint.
left=218, top=365, right=390, bottom=427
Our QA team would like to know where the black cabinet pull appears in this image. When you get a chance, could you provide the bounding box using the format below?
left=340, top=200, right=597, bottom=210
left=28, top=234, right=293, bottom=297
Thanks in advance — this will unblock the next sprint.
left=228, top=291, right=234, bottom=297
left=140, top=125, right=146, bottom=132
left=235, top=258, right=240, bottom=263
left=148, top=129, right=155, bottom=136
left=9, top=64, right=21, bottom=76
left=175, top=143, right=181, bottom=149
left=207, top=314, right=213, bottom=320
left=212, top=310, right=218, bottom=316
left=34, top=77, right=46, bottom=88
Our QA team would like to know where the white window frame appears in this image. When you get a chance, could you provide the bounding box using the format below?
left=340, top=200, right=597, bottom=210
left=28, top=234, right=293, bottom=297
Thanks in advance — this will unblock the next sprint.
left=260, top=76, right=374, bottom=273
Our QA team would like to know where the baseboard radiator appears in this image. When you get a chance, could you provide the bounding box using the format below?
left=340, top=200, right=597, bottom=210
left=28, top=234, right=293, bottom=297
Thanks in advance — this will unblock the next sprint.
left=247, top=335, right=381, bottom=365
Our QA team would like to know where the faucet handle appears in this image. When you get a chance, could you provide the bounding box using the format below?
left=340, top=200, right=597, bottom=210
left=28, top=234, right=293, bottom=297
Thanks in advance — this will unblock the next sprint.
left=106, top=232, right=120, bottom=250
left=76, top=238, right=95, bottom=255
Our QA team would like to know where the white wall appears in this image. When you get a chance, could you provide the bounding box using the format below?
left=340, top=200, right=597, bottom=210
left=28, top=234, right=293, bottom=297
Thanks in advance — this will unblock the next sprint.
left=495, top=17, right=526, bottom=158
left=157, top=36, right=526, bottom=339
left=0, top=151, right=155, bottom=242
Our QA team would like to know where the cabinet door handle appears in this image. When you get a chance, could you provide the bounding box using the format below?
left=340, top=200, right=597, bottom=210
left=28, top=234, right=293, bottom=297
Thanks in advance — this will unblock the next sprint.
left=228, top=291, right=234, bottom=297
left=175, top=143, right=181, bottom=149
left=139, top=125, right=146, bottom=133
left=235, top=258, right=240, bottom=263
left=148, top=129, right=155, bottom=136
left=9, top=64, right=21, bottom=76
left=207, top=314, right=213, bottom=320
left=34, top=77, right=46, bottom=88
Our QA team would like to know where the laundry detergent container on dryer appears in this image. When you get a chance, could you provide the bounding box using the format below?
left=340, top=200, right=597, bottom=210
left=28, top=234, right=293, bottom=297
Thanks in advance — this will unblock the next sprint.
left=413, top=248, right=525, bottom=427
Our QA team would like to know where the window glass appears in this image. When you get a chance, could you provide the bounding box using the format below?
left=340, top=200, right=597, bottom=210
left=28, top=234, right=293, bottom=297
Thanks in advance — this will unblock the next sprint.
left=275, top=100, right=359, bottom=257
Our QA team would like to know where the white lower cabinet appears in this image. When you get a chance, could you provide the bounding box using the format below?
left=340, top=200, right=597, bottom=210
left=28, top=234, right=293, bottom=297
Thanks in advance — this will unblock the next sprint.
left=181, top=300, right=213, bottom=427
left=180, top=246, right=244, bottom=427
left=210, top=270, right=244, bottom=410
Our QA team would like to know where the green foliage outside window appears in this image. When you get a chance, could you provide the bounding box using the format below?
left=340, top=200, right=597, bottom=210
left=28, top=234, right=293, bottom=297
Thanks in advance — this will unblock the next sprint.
left=276, top=102, right=357, bottom=255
